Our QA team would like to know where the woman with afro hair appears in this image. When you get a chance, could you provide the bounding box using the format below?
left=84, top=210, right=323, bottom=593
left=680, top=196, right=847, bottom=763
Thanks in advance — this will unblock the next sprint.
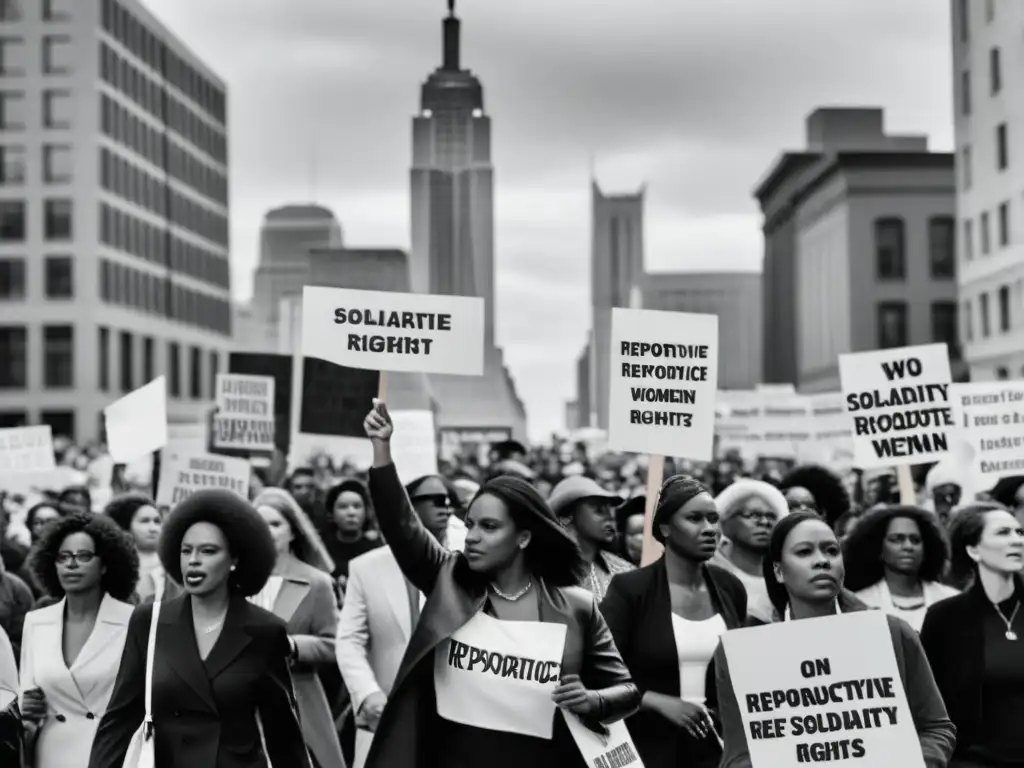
left=843, top=505, right=958, bottom=632
left=88, top=489, right=311, bottom=768
left=779, top=464, right=852, bottom=528
left=20, top=512, right=139, bottom=768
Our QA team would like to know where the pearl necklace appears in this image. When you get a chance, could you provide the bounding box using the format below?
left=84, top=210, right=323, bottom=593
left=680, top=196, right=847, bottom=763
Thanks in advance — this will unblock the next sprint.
left=490, top=580, right=533, bottom=602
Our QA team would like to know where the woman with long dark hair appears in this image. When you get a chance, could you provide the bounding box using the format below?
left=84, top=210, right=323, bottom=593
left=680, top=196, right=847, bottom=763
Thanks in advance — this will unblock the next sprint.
left=600, top=476, right=747, bottom=768
left=921, top=503, right=1024, bottom=767
left=714, top=513, right=955, bottom=768
left=844, top=505, right=958, bottom=631
left=361, top=401, right=640, bottom=768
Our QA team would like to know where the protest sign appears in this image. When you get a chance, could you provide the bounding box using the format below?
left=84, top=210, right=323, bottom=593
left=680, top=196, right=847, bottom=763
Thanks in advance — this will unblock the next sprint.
left=0, top=426, right=55, bottom=475
left=155, top=452, right=250, bottom=507
left=228, top=352, right=293, bottom=455
left=562, top=711, right=644, bottom=768
left=951, top=381, right=1024, bottom=481
left=434, top=612, right=567, bottom=739
left=301, top=286, right=485, bottom=378
left=299, top=358, right=379, bottom=439
left=839, top=344, right=952, bottom=499
left=721, top=611, right=925, bottom=768
left=213, top=374, right=275, bottom=453
left=104, top=376, right=168, bottom=463
left=607, top=308, right=718, bottom=566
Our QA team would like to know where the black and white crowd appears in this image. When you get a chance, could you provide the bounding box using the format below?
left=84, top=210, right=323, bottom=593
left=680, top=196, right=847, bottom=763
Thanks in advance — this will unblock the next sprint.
left=0, top=402, right=1019, bottom=767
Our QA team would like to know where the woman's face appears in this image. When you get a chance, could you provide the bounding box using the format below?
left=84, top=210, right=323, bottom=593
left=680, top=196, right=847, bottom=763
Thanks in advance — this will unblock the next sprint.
left=881, top=516, right=923, bottom=576
left=659, top=493, right=719, bottom=561
left=784, top=486, right=818, bottom=516
left=56, top=531, right=104, bottom=595
left=30, top=506, right=61, bottom=540
left=179, top=522, right=236, bottom=595
left=258, top=505, right=294, bottom=557
left=463, top=494, right=529, bottom=574
left=775, top=519, right=844, bottom=606
left=130, top=505, right=162, bottom=552
left=333, top=491, right=366, bottom=535
left=411, top=478, right=453, bottom=536
left=968, top=509, right=1024, bottom=575
left=624, top=514, right=645, bottom=563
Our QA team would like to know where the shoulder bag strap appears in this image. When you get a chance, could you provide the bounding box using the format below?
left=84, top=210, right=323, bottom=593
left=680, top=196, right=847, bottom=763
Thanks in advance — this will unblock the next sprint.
left=143, top=601, right=161, bottom=727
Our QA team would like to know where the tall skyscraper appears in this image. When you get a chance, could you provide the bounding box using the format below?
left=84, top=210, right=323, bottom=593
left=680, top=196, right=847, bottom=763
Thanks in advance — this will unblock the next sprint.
left=590, top=182, right=644, bottom=430
left=0, top=0, right=231, bottom=440
left=410, top=0, right=495, bottom=347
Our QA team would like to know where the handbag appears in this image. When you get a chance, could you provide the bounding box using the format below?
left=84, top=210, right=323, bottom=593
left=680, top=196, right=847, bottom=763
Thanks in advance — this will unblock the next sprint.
left=121, top=600, right=161, bottom=768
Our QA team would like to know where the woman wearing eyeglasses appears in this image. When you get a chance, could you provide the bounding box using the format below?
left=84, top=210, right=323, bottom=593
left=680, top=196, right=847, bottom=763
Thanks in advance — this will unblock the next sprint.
left=19, top=513, right=139, bottom=768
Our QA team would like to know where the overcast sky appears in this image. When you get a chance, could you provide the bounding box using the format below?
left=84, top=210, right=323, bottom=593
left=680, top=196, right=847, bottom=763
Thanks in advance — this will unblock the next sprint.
left=146, top=0, right=954, bottom=441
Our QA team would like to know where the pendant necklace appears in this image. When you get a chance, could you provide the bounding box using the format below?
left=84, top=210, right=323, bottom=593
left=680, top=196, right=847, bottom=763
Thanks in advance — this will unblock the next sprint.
left=490, top=580, right=533, bottom=602
left=993, top=600, right=1020, bottom=641
left=202, top=618, right=225, bottom=635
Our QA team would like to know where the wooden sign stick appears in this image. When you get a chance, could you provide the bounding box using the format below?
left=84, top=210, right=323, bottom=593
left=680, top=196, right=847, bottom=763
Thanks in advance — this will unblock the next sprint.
left=640, top=453, right=666, bottom=566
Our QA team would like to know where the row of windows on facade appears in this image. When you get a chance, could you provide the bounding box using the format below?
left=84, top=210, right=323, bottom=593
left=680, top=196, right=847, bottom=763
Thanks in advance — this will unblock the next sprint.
left=100, top=0, right=225, bottom=125
left=0, top=33, right=76, bottom=77
left=99, top=257, right=231, bottom=336
left=877, top=300, right=959, bottom=355
left=100, top=40, right=226, bottom=165
left=99, top=202, right=230, bottom=290
left=959, top=46, right=1003, bottom=117
left=956, top=0, right=998, bottom=44
left=962, top=200, right=1013, bottom=260
left=0, top=323, right=220, bottom=403
left=0, top=142, right=70, bottom=184
left=0, top=198, right=70, bottom=240
left=100, top=145, right=229, bottom=247
left=961, top=123, right=1009, bottom=188
left=874, top=215, right=955, bottom=280
left=101, top=91, right=228, bottom=207
left=0, top=88, right=72, bottom=130
left=963, top=285, right=1021, bottom=341
left=0, top=254, right=71, bottom=299
left=0, top=0, right=72, bottom=23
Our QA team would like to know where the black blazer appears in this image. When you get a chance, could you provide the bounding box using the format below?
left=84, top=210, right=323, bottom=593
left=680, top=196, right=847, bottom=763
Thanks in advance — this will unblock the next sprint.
left=919, top=578, right=1016, bottom=758
left=599, top=559, right=747, bottom=768
left=87, top=594, right=311, bottom=768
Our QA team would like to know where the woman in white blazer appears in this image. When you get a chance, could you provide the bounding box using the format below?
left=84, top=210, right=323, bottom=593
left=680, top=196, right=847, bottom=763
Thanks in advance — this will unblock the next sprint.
left=20, top=512, right=139, bottom=768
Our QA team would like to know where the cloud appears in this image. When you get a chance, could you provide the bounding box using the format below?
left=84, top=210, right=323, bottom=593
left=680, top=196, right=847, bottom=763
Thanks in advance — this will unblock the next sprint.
left=144, top=0, right=953, bottom=440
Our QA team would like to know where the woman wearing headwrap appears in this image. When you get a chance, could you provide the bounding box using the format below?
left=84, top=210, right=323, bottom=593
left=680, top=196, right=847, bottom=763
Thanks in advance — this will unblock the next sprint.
left=600, top=476, right=747, bottom=768
left=711, top=479, right=789, bottom=623
left=779, top=464, right=851, bottom=527
left=361, top=402, right=640, bottom=768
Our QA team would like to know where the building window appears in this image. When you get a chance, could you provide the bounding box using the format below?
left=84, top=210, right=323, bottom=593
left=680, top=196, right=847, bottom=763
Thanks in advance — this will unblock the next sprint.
left=985, top=0, right=995, bottom=22
left=981, top=211, right=991, bottom=254
left=996, top=123, right=1008, bottom=170
left=999, top=201, right=1011, bottom=246
left=43, top=144, right=71, bottom=183
left=44, top=255, right=72, bottom=298
left=958, top=0, right=969, bottom=42
left=0, top=37, right=25, bottom=76
left=0, top=258, right=24, bottom=299
left=42, top=89, right=71, bottom=129
left=0, top=1, right=21, bottom=22
left=0, top=326, right=25, bottom=388
left=964, top=219, right=974, bottom=261
left=208, top=350, right=219, bottom=397
left=189, top=346, right=201, bottom=399
left=40, top=410, right=74, bottom=441
left=928, top=216, right=955, bottom=278
left=877, top=302, right=908, bottom=349
left=962, top=145, right=972, bottom=189
left=168, top=341, right=180, bottom=397
left=961, top=70, right=971, bottom=115
left=142, top=336, right=154, bottom=382
left=999, top=285, right=1011, bottom=332
left=963, top=299, right=973, bottom=342
left=43, top=324, right=73, bottom=388
left=990, top=47, right=1001, bottom=94
left=875, top=217, right=906, bottom=280
left=980, top=292, right=991, bottom=337
left=0, top=201, right=23, bottom=242
left=98, top=326, right=109, bottom=391
left=997, top=367, right=1009, bottom=380
left=0, top=91, right=25, bottom=130
left=0, top=146, right=25, bottom=184
left=42, top=0, right=72, bottom=21
left=931, top=301, right=959, bottom=359
left=119, top=330, right=133, bottom=393
left=44, top=198, right=71, bottom=239
left=41, top=35, right=71, bottom=75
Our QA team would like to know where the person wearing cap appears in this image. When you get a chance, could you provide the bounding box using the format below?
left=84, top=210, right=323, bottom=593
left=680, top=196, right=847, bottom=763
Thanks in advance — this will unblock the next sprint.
left=599, top=475, right=747, bottom=768
left=711, top=479, right=789, bottom=623
left=548, top=475, right=635, bottom=602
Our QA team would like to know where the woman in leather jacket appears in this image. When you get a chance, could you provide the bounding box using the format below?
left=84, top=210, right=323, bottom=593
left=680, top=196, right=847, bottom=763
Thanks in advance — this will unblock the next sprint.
left=361, top=401, right=641, bottom=768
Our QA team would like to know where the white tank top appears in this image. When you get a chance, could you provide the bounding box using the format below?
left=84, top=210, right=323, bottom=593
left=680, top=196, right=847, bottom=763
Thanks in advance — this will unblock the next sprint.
left=670, top=612, right=727, bottom=705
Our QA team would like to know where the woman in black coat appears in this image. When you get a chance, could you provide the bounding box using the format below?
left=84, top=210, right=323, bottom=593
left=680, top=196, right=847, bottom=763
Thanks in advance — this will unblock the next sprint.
left=87, top=490, right=311, bottom=768
left=600, top=475, right=747, bottom=768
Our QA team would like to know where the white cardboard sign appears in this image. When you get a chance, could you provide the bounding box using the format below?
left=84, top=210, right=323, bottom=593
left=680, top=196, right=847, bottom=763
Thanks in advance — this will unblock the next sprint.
left=562, top=710, right=644, bottom=767
left=950, top=381, right=1024, bottom=480
left=607, top=308, right=718, bottom=460
left=434, top=612, right=567, bottom=739
left=301, top=286, right=484, bottom=376
left=721, top=611, right=925, bottom=768
left=838, top=343, right=952, bottom=469
left=0, top=426, right=55, bottom=474
left=213, top=373, right=275, bottom=453
left=104, top=377, right=168, bottom=463
left=155, top=452, right=250, bottom=507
